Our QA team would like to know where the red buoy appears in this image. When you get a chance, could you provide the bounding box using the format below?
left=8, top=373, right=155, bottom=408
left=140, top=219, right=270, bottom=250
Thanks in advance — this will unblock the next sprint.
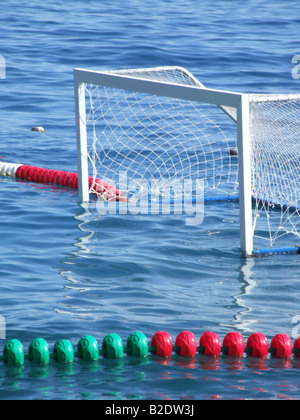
left=199, top=331, right=221, bottom=357
left=151, top=331, right=173, bottom=358
left=293, top=337, right=300, bottom=358
left=246, top=333, right=269, bottom=358
left=270, top=334, right=293, bottom=358
left=223, top=332, right=245, bottom=357
left=228, top=148, right=238, bottom=156
left=175, top=331, right=197, bottom=357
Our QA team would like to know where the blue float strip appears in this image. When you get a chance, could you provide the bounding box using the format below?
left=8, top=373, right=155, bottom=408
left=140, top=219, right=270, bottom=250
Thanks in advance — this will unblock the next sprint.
left=146, top=194, right=300, bottom=211
left=157, top=195, right=239, bottom=205
left=155, top=195, right=300, bottom=211
left=254, top=196, right=300, bottom=214
left=253, top=247, right=300, bottom=256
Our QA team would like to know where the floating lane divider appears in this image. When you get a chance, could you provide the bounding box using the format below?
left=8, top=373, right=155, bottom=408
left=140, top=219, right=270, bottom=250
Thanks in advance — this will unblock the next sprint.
left=1, top=331, right=300, bottom=368
left=157, top=195, right=239, bottom=205
left=0, top=162, right=127, bottom=202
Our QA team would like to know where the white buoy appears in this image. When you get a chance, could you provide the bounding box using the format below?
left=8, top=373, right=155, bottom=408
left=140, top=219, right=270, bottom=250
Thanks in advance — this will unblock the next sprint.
left=31, top=127, right=45, bottom=132
left=0, top=162, right=22, bottom=177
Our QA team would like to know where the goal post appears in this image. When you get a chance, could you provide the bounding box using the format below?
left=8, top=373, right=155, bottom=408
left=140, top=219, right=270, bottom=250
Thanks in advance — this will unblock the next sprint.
left=237, top=94, right=253, bottom=255
left=73, top=66, right=300, bottom=256
left=74, top=75, right=89, bottom=202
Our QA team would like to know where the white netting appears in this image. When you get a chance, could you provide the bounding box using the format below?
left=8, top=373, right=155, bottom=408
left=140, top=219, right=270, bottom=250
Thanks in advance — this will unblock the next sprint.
left=108, top=66, right=205, bottom=87
left=249, top=95, right=300, bottom=249
left=84, top=67, right=238, bottom=202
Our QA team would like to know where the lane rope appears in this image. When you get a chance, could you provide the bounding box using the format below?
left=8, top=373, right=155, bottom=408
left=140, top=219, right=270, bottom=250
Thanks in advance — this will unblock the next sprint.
left=1, top=331, right=299, bottom=368
left=0, top=161, right=127, bottom=201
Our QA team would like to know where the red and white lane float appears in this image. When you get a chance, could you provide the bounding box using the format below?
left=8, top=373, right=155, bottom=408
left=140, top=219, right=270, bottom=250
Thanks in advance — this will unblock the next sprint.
left=0, top=161, right=127, bottom=202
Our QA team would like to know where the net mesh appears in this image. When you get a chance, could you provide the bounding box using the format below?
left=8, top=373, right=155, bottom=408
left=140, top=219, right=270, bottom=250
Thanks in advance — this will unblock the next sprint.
left=249, top=95, right=300, bottom=249
left=107, top=66, right=205, bottom=87
left=84, top=67, right=237, bottom=202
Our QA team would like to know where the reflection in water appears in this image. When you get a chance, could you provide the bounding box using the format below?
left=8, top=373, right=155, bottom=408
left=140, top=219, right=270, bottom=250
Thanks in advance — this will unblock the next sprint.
left=199, top=354, right=221, bottom=371
left=244, top=356, right=268, bottom=372
left=43, top=201, right=298, bottom=401
left=223, top=355, right=244, bottom=371
left=233, top=257, right=257, bottom=332
left=173, top=355, right=197, bottom=371
left=74, top=202, right=98, bottom=255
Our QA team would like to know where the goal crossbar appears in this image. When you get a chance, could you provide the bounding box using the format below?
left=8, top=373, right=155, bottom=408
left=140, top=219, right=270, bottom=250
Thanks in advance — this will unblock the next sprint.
left=74, top=68, right=242, bottom=108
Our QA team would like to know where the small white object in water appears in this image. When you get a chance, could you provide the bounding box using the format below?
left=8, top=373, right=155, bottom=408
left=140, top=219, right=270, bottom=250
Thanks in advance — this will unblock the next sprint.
left=31, top=127, right=45, bottom=132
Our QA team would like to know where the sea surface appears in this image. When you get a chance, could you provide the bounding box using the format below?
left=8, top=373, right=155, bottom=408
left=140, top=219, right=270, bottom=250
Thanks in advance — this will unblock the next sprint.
left=0, top=0, right=300, bottom=400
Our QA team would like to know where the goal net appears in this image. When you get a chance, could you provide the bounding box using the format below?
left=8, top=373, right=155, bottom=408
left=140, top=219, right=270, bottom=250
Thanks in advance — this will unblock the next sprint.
left=249, top=94, right=300, bottom=253
left=74, top=66, right=300, bottom=256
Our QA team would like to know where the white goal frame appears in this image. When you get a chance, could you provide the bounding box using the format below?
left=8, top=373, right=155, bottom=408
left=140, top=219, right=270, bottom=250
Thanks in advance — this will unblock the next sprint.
left=73, top=67, right=253, bottom=256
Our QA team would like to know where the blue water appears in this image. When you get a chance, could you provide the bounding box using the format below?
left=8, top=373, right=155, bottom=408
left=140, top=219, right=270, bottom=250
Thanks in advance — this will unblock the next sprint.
left=1, top=0, right=300, bottom=400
